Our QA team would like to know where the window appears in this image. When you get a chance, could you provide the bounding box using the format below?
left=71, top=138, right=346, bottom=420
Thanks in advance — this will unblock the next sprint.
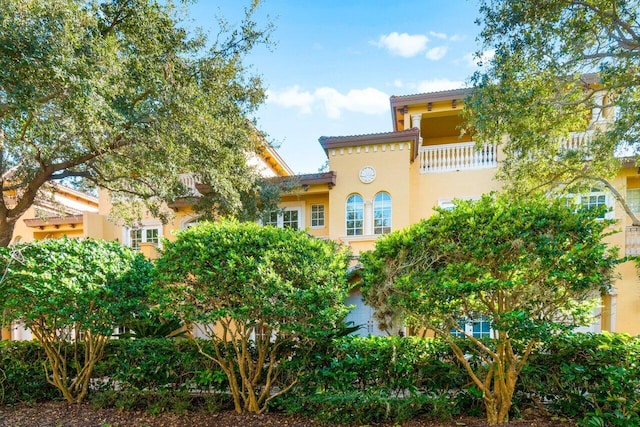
left=472, top=317, right=491, bottom=338
left=113, top=325, right=131, bottom=339
left=262, top=208, right=302, bottom=230
left=579, top=189, right=611, bottom=219
left=282, top=210, right=299, bottom=229
left=450, top=316, right=492, bottom=339
left=126, top=226, right=160, bottom=250
left=628, top=189, right=640, bottom=213
left=311, top=204, right=325, bottom=228
left=346, top=194, right=364, bottom=236
left=262, top=210, right=279, bottom=227
left=373, top=192, right=392, bottom=234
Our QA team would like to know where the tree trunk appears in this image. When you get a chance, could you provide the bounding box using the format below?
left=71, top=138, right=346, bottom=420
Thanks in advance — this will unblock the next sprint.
left=0, top=217, right=17, bottom=247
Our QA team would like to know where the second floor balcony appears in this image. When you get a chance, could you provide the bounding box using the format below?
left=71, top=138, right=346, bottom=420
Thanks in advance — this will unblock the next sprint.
left=419, top=141, right=498, bottom=174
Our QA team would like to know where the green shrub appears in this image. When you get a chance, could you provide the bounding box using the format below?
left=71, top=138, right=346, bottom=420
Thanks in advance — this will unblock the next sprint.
left=0, top=340, right=65, bottom=403
left=95, top=338, right=227, bottom=393
left=520, top=333, right=640, bottom=426
left=290, top=335, right=464, bottom=397
left=278, top=391, right=432, bottom=425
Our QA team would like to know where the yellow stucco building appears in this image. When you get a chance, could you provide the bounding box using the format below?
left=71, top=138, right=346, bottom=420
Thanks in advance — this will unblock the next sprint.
left=5, top=87, right=640, bottom=340
left=272, top=87, right=639, bottom=337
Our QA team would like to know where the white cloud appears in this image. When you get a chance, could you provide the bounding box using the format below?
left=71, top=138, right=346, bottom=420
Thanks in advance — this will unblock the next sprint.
left=429, top=31, right=447, bottom=40
left=266, top=86, right=314, bottom=114
left=463, top=49, right=495, bottom=68
left=416, top=79, right=467, bottom=93
left=449, top=34, right=464, bottom=42
left=425, top=46, right=448, bottom=60
left=267, top=86, right=389, bottom=119
left=392, top=79, right=404, bottom=88
left=315, top=87, right=389, bottom=119
left=372, top=32, right=428, bottom=57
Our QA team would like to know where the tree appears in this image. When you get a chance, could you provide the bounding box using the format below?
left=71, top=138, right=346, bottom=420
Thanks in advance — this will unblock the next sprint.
left=154, top=220, right=352, bottom=414
left=0, top=238, right=153, bottom=403
left=361, top=194, right=618, bottom=425
left=0, top=0, right=273, bottom=246
left=464, top=0, right=640, bottom=224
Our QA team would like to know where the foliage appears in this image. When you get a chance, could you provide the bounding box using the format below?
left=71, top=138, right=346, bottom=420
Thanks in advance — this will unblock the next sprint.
left=361, top=194, right=619, bottom=425
left=0, top=340, right=60, bottom=404
left=2, top=333, right=639, bottom=423
left=95, top=338, right=228, bottom=393
left=117, top=311, right=185, bottom=339
left=278, top=335, right=472, bottom=423
left=521, top=333, right=640, bottom=426
left=280, top=392, right=433, bottom=425
left=465, top=0, right=640, bottom=223
left=0, top=238, right=153, bottom=403
left=291, top=335, right=462, bottom=397
left=0, top=0, right=273, bottom=246
left=154, top=219, right=352, bottom=414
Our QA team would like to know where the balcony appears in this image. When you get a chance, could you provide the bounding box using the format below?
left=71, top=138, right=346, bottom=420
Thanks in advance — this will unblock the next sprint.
left=626, top=226, right=640, bottom=257
left=178, top=173, right=202, bottom=196
left=419, top=142, right=497, bottom=174
left=560, top=130, right=595, bottom=152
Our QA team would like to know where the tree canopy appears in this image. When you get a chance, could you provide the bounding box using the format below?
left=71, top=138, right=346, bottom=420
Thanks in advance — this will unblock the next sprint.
left=154, top=219, right=352, bottom=414
left=464, top=0, right=640, bottom=223
left=361, top=194, right=618, bottom=425
left=0, top=237, right=153, bottom=402
left=0, top=0, right=272, bottom=246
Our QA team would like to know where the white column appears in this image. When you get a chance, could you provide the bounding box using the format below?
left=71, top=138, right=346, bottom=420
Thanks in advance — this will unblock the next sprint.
left=411, top=113, right=423, bottom=142
left=364, top=200, right=373, bottom=235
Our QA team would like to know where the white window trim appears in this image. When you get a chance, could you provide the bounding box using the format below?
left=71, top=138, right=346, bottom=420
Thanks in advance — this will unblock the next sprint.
left=373, top=192, right=392, bottom=235
left=122, top=221, right=162, bottom=250
left=451, top=316, right=494, bottom=339
left=345, top=194, right=365, bottom=236
left=627, top=188, right=640, bottom=213
left=261, top=203, right=305, bottom=230
left=570, top=189, right=615, bottom=220
left=310, top=204, right=326, bottom=229
left=180, top=214, right=202, bottom=229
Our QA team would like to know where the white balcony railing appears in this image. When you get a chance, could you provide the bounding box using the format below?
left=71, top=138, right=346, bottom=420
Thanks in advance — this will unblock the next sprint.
left=178, top=173, right=202, bottom=196
left=561, top=130, right=595, bottom=152
left=419, top=142, right=497, bottom=174
left=626, top=226, right=640, bottom=257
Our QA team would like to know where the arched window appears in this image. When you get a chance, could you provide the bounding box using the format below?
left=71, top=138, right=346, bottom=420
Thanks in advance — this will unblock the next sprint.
left=373, top=192, right=392, bottom=235
left=345, top=194, right=364, bottom=236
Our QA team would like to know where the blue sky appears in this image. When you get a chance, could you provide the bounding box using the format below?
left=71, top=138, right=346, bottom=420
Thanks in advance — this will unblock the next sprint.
left=187, top=1, right=487, bottom=173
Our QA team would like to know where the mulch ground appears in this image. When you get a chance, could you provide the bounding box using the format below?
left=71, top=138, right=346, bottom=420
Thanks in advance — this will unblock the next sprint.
left=0, top=402, right=578, bottom=426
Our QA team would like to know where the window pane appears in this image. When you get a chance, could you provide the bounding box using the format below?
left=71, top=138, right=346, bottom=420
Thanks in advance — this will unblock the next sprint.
left=283, top=210, right=299, bottom=229
left=628, top=189, right=640, bottom=213
left=346, top=194, right=363, bottom=236
left=580, top=190, right=607, bottom=219
left=130, top=229, right=142, bottom=250
left=472, top=317, right=491, bottom=338
left=145, top=228, right=159, bottom=245
left=311, top=204, right=325, bottom=227
left=263, top=211, right=278, bottom=227
left=373, top=192, right=392, bottom=235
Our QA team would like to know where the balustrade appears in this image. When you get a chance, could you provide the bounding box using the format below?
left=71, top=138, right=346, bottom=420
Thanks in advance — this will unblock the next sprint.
left=419, top=141, right=497, bottom=173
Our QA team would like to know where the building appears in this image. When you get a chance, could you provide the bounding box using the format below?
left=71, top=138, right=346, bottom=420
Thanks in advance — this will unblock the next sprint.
left=2, top=141, right=294, bottom=340
left=5, top=88, right=639, bottom=340
left=271, top=87, right=639, bottom=336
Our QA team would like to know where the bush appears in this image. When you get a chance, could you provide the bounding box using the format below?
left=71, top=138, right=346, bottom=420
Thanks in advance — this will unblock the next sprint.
left=290, top=336, right=464, bottom=396
left=3, top=332, right=638, bottom=425
left=0, top=340, right=60, bottom=404
left=95, top=338, right=228, bottom=393
left=280, top=335, right=477, bottom=422
left=521, top=333, right=640, bottom=426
